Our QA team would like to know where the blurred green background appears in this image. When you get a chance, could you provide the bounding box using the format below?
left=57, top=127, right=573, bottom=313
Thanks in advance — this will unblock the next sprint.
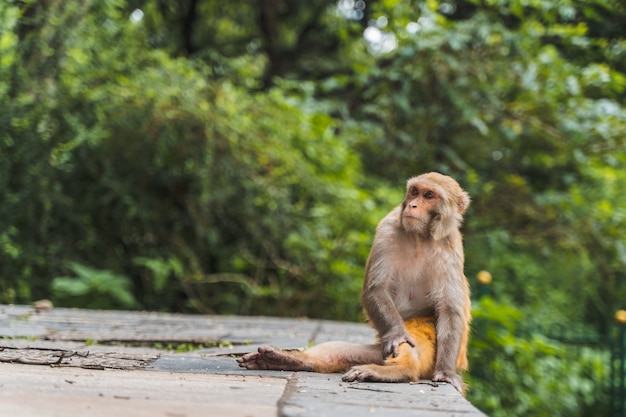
left=1, top=1, right=625, bottom=415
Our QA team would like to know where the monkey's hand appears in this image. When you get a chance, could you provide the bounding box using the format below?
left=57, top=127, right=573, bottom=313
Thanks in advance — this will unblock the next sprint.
left=381, top=327, right=415, bottom=359
left=433, top=370, right=464, bottom=393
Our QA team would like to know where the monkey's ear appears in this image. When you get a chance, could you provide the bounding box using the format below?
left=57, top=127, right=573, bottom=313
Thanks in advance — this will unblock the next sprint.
left=457, top=191, right=470, bottom=214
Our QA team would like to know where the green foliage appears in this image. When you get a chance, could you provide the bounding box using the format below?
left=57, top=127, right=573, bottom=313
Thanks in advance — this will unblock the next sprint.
left=0, top=1, right=377, bottom=318
left=151, top=342, right=227, bottom=353
left=328, top=0, right=626, bottom=327
left=52, top=263, right=137, bottom=310
left=468, top=298, right=610, bottom=417
left=1, top=1, right=626, bottom=415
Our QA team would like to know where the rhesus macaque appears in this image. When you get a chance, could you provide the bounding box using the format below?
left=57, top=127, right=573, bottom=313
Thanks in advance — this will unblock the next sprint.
left=238, top=172, right=471, bottom=394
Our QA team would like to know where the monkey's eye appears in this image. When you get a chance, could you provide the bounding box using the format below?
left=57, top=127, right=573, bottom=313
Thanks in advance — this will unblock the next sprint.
left=411, top=187, right=419, bottom=196
left=423, top=190, right=435, bottom=199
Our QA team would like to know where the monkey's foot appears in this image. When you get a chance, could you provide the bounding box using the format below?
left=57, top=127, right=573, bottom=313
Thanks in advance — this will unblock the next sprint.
left=342, top=365, right=402, bottom=383
left=237, top=346, right=311, bottom=371
left=433, top=370, right=463, bottom=393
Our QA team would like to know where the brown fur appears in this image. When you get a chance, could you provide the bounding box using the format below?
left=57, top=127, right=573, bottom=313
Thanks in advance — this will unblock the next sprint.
left=343, top=317, right=437, bottom=383
left=237, top=317, right=437, bottom=380
left=238, top=173, right=471, bottom=395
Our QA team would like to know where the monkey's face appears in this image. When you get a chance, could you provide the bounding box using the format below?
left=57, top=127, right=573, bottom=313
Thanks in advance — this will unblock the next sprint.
left=401, top=183, right=442, bottom=236
left=401, top=173, right=470, bottom=239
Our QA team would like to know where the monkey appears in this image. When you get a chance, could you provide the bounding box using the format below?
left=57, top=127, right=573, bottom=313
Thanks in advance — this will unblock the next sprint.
left=237, top=172, right=471, bottom=394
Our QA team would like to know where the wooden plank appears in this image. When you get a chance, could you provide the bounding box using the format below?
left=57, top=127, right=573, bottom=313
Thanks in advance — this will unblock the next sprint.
left=0, top=346, right=159, bottom=369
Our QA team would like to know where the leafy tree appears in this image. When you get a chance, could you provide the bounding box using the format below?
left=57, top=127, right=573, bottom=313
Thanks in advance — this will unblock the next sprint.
left=2, top=1, right=626, bottom=415
left=0, top=0, right=375, bottom=318
left=468, top=297, right=610, bottom=417
left=337, top=0, right=626, bottom=325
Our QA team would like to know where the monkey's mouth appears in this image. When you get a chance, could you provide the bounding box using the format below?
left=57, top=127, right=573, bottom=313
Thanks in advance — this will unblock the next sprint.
left=402, top=215, right=423, bottom=221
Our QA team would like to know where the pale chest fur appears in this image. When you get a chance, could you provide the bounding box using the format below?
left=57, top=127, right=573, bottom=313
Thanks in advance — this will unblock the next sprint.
left=382, top=231, right=460, bottom=319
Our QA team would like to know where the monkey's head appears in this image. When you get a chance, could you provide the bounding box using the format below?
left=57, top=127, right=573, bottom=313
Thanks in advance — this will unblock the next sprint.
left=400, top=172, right=470, bottom=240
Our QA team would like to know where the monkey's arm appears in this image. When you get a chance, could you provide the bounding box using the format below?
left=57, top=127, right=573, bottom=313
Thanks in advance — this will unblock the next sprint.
left=432, top=283, right=470, bottom=392
left=362, top=254, right=415, bottom=359
left=362, top=287, right=415, bottom=358
left=361, top=213, right=418, bottom=359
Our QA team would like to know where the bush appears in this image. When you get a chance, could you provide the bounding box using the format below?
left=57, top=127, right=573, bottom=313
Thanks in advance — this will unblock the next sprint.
left=468, top=297, right=610, bottom=417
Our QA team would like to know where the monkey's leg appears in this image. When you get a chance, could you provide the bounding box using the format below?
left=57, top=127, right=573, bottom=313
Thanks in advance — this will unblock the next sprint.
left=237, top=342, right=382, bottom=373
left=342, top=317, right=436, bottom=383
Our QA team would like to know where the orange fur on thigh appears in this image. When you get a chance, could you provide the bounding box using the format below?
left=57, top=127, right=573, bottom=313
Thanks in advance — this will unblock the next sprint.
left=382, top=317, right=436, bottom=380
